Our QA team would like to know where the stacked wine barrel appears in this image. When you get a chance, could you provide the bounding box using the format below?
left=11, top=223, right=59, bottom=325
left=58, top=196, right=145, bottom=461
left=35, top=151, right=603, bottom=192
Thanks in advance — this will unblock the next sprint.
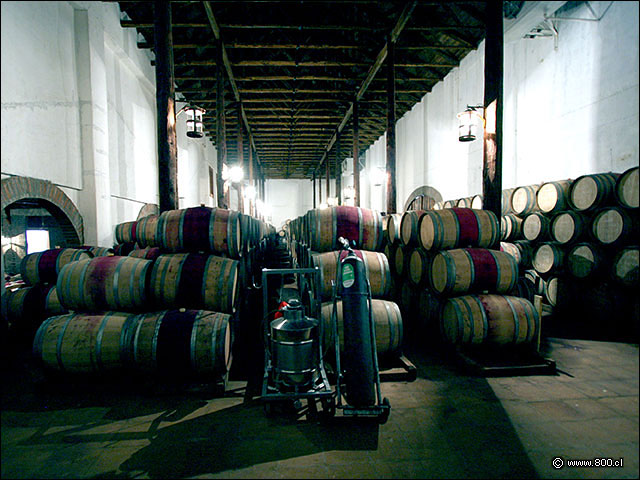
left=497, top=167, right=638, bottom=341
left=387, top=206, right=541, bottom=348
left=31, top=206, right=275, bottom=384
left=286, top=205, right=403, bottom=359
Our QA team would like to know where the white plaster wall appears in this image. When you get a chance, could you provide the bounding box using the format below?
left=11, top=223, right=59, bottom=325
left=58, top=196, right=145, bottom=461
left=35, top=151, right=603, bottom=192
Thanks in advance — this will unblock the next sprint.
left=266, top=178, right=315, bottom=229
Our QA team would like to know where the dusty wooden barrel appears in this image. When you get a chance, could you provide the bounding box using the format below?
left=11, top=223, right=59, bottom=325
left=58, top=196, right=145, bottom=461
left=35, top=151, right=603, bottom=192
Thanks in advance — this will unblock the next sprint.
left=136, top=214, right=160, bottom=248
left=408, top=247, right=432, bottom=286
left=56, top=256, right=153, bottom=312
left=615, top=166, right=638, bottom=209
left=321, top=299, right=403, bottom=357
left=113, top=242, right=137, bottom=256
left=384, top=243, right=397, bottom=276
left=149, top=253, right=238, bottom=314
left=443, top=200, right=456, bottom=209
left=522, top=212, right=551, bottom=242
left=611, top=246, right=638, bottom=289
left=129, top=309, right=232, bottom=378
left=32, top=312, right=139, bottom=373
left=511, top=184, right=541, bottom=216
left=394, top=244, right=410, bottom=277
left=78, top=246, right=115, bottom=257
left=590, top=207, right=638, bottom=247
left=400, top=210, right=426, bottom=246
left=20, top=248, right=92, bottom=286
left=440, top=294, right=539, bottom=346
left=500, top=242, right=527, bottom=268
left=501, top=214, right=523, bottom=241
left=158, top=207, right=242, bottom=258
left=569, top=172, right=620, bottom=212
left=386, top=213, right=403, bottom=245
left=536, top=180, right=572, bottom=214
left=307, top=206, right=383, bottom=252
left=524, top=269, right=546, bottom=296
left=509, top=276, right=536, bottom=303
left=418, top=208, right=500, bottom=251
left=128, top=246, right=163, bottom=261
left=6, top=285, right=67, bottom=337
left=543, top=276, right=566, bottom=307
left=114, top=221, right=137, bottom=244
left=456, top=197, right=472, bottom=208
left=470, top=195, right=483, bottom=210
left=532, top=242, right=565, bottom=276
left=550, top=211, right=587, bottom=245
left=311, top=250, right=391, bottom=300
left=429, top=248, right=518, bottom=296
left=566, top=243, right=604, bottom=280
left=502, top=188, right=516, bottom=215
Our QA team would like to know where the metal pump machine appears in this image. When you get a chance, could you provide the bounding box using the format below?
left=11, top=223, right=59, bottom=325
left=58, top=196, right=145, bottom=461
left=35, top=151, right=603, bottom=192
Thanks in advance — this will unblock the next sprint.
left=261, top=238, right=390, bottom=423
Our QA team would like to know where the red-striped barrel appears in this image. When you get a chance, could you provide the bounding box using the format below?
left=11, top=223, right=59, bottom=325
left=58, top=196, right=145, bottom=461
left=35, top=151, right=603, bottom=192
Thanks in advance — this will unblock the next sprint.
left=114, top=221, right=137, bottom=244
left=440, top=294, right=539, bottom=346
left=306, top=206, right=383, bottom=252
left=20, top=248, right=92, bottom=286
left=157, top=207, right=243, bottom=258
left=428, top=248, right=518, bottom=296
left=128, top=246, right=163, bottom=261
left=135, top=214, right=160, bottom=248
left=418, top=208, right=500, bottom=251
left=149, top=253, right=239, bottom=314
left=129, top=309, right=232, bottom=379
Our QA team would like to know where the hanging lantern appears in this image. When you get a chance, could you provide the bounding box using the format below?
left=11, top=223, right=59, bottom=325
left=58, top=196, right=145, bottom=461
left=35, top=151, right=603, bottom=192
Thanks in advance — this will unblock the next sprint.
left=457, top=106, right=483, bottom=142
left=186, top=106, right=205, bottom=138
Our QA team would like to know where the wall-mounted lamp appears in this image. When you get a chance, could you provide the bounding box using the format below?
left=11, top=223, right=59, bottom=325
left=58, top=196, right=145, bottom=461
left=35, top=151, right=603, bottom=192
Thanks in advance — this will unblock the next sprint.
left=177, top=105, right=206, bottom=138
left=222, top=164, right=244, bottom=183
left=457, top=105, right=484, bottom=142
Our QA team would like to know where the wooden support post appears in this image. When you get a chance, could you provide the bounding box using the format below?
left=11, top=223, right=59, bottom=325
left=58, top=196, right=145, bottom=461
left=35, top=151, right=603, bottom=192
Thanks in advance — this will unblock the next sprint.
left=318, top=167, right=323, bottom=204
left=216, top=42, right=227, bottom=209
left=353, top=99, right=360, bottom=207
left=336, top=133, right=342, bottom=205
left=326, top=156, right=330, bottom=202
left=154, top=1, right=178, bottom=212
left=248, top=145, right=254, bottom=216
left=482, top=0, right=504, bottom=219
left=386, top=34, right=397, bottom=214
left=312, top=174, right=316, bottom=208
left=237, top=105, right=244, bottom=213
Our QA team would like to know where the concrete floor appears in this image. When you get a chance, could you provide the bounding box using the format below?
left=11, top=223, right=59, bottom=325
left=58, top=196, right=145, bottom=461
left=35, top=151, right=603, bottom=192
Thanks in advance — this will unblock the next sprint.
left=1, top=335, right=638, bottom=479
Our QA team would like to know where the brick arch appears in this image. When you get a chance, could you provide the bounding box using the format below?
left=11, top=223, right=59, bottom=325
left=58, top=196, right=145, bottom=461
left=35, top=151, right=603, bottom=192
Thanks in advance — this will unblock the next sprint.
left=1, top=176, right=83, bottom=245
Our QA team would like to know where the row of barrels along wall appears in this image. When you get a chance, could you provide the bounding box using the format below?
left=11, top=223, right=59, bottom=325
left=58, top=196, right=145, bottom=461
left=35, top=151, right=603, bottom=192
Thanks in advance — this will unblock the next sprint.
left=285, top=205, right=403, bottom=359
left=385, top=207, right=539, bottom=347
left=495, top=168, right=638, bottom=341
left=28, top=206, right=275, bottom=383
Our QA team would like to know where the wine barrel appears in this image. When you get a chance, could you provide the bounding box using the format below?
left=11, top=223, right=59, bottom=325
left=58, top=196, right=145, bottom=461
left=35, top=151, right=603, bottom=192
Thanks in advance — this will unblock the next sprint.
left=502, top=188, right=516, bottom=215
left=321, top=299, right=403, bottom=357
left=511, top=184, right=541, bottom=217
left=386, top=213, right=403, bottom=245
left=456, top=197, right=472, bottom=208
left=429, top=248, right=518, bottom=296
left=408, top=247, right=432, bottom=286
left=591, top=207, right=638, bottom=247
left=149, top=253, right=238, bottom=313
left=611, top=246, right=638, bottom=289
left=399, top=210, right=426, bottom=246
left=20, top=248, right=92, bottom=286
left=399, top=280, right=418, bottom=318
left=532, top=242, right=565, bottom=276
left=311, top=250, right=391, bottom=300
left=550, top=211, right=587, bottom=245
left=384, top=243, right=397, bottom=276
left=566, top=243, right=604, bottom=280
left=418, top=208, right=500, bottom=251
left=307, top=206, right=383, bottom=252
left=32, top=312, right=139, bottom=373
left=536, top=180, right=572, bottom=214
left=57, top=256, right=153, bottom=312
left=129, top=309, right=232, bottom=378
left=524, top=269, right=546, bottom=296
left=522, top=212, right=551, bottom=242
left=433, top=201, right=444, bottom=210
left=6, top=285, right=67, bottom=337
left=440, top=294, right=539, bottom=346
left=394, top=244, right=410, bottom=277
left=443, top=200, right=456, bottom=209
left=78, top=246, right=115, bottom=257
left=114, top=221, right=137, bottom=244
left=136, top=214, right=160, bottom=248
left=569, top=172, right=620, bottom=212
left=543, top=276, right=564, bottom=307
left=158, top=207, right=242, bottom=258
left=500, top=242, right=525, bottom=267
left=615, top=166, right=639, bottom=209
left=470, top=195, right=483, bottom=210
left=509, top=276, right=536, bottom=303
left=128, top=246, right=163, bottom=261
left=501, top=214, right=523, bottom=241
left=113, top=242, right=137, bottom=256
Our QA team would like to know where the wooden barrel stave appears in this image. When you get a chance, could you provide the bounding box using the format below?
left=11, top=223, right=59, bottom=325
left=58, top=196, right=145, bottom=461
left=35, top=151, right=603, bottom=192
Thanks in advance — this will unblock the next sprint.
left=418, top=208, right=500, bottom=251
left=20, top=248, right=92, bottom=286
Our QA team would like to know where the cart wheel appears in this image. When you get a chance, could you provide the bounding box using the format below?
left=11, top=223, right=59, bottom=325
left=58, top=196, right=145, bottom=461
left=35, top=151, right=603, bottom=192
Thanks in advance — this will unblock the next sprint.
left=378, top=397, right=390, bottom=425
